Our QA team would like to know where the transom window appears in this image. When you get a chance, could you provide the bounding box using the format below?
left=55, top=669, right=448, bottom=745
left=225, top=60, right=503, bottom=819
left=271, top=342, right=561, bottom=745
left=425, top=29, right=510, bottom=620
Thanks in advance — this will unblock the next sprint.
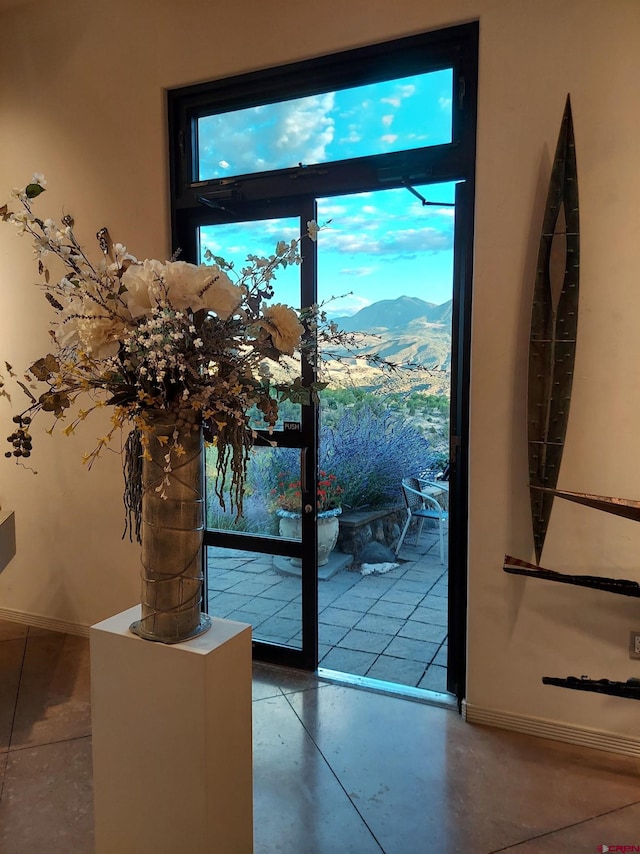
left=167, top=21, right=477, bottom=692
left=196, top=69, right=453, bottom=181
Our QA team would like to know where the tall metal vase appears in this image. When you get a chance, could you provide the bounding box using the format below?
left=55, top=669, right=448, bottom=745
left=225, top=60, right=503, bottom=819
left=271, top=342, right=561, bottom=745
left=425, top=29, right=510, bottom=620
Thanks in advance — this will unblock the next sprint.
left=129, top=411, right=211, bottom=643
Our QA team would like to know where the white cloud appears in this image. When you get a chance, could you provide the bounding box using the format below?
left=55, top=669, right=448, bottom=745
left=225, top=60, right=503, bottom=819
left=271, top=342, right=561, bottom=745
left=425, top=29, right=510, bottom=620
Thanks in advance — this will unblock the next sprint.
left=380, top=84, right=415, bottom=111
left=381, top=115, right=394, bottom=128
left=317, top=203, right=348, bottom=217
left=386, top=227, right=453, bottom=253
left=398, top=84, right=416, bottom=98
left=339, top=131, right=362, bottom=145
left=262, top=220, right=299, bottom=239
left=198, top=92, right=336, bottom=177
left=326, top=233, right=376, bottom=254
left=338, top=266, right=376, bottom=278
left=439, top=96, right=452, bottom=111
left=319, top=219, right=369, bottom=249
left=329, top=226, right=453, bottom=256
left=323, top=293, right=372, bottom=317
left=199, top=217, right=303, bottom=264
left=276, top=93, right=336, bottom=163
left=380, top=134, right=398, bottom=145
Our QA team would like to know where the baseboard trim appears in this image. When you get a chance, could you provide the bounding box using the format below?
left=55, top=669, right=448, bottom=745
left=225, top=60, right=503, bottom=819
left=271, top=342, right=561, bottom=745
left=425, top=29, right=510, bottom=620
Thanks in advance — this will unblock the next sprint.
left=3, top=606, right=637, bottom=758
left=462, top=701, right=640, bottom=758
left=0, top=607, right=89, bottom=638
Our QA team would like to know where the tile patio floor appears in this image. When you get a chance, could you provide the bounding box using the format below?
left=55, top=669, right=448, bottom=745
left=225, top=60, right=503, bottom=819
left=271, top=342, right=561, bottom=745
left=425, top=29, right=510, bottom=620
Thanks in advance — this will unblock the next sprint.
left=207, top=526, right=449, bottom=693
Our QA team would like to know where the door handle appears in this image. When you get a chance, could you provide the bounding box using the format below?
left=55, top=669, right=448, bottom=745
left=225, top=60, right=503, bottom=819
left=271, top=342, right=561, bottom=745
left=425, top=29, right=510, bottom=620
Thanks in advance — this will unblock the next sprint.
left=300, top=448, right=314, bottom=513
left=300, top=448, right=307, bottom=492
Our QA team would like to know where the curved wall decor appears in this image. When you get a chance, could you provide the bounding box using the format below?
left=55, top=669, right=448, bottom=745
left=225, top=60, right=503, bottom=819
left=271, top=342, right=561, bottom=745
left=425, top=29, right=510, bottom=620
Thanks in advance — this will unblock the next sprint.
left=528, top=93, right=580, bottom=565
left=503, top=96, right=640, bottom=701
left=503, top=554, right=640, bottom=598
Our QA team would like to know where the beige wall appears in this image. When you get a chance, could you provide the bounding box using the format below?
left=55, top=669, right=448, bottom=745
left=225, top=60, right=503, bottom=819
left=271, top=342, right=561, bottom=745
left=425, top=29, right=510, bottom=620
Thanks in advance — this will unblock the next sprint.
left=1, top=0, right=639, bottom=739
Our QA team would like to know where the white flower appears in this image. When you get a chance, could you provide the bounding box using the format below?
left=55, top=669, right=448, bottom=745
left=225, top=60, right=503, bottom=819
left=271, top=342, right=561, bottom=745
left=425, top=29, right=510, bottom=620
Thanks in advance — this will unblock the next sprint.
left=56, top=310, right=125, bottom=359
left=33, top=236, right=50, bottom=259
left=9, top=211, right=28, bottom=233
left=161, top=261, right=211, bottom=312
left=79, top=317, right=124, bottom=358
left=120, top=259, right=165, bottom=317
left=307, top=220, right=319, bottom=242
left=113, top=243, right=137, bottom=264
left=122, top=259, right=228, bottom=316
left=258, top=303, right=304, bottom=355
left=200, top=266, right=244, bottom=319
left=32, top=173, right=47, bottom=188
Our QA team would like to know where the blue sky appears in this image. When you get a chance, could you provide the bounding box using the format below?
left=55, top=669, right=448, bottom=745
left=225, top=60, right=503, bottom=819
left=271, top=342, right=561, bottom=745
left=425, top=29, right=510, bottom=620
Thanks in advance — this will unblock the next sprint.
left=198, top=69, right=455, bottom=313
left=200, top=185, right=456, bottom=314
left=198, top=69, right=453, bottom=179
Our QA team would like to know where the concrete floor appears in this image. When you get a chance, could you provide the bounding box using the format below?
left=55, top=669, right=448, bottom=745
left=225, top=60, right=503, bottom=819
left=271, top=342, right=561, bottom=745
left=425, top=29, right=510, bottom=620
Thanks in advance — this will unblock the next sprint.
left=207, top=527, right=448, bottom=691
left=1, top=622, right=639, bottom=853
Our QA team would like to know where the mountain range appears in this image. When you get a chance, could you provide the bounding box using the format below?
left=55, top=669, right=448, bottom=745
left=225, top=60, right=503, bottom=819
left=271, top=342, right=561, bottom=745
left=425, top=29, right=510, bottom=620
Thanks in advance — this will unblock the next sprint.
left=333, top=295, right=452, bottom=332
left=322, top=295, right=452, bottom=395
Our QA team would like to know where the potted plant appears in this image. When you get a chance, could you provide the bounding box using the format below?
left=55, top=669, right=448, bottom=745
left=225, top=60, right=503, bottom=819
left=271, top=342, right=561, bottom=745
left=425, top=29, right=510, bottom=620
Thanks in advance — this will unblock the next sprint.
left=271, top=470, right=343, bottom=565
left=0, top=175, right=327, bottom=642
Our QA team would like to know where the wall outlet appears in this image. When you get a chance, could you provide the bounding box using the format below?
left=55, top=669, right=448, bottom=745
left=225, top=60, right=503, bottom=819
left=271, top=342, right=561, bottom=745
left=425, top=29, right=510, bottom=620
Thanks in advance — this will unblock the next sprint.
left=629, top=631, right=640, bottom=660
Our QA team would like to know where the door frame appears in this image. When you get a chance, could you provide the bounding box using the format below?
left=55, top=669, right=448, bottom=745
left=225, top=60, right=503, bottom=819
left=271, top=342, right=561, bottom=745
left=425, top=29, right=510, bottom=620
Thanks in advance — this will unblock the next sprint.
left=168, top=21, right=477, bottom=700
left=197, top=198, right=321, bottom=671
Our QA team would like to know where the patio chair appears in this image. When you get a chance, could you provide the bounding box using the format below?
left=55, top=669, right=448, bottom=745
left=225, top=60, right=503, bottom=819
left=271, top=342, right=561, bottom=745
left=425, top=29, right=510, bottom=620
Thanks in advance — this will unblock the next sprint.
left=395, top=476, right=449, bottom=563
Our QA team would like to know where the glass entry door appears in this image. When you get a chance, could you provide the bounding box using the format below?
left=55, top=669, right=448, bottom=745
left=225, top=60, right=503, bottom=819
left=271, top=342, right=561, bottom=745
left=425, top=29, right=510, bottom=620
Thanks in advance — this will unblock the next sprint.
left=199, top=205, right=320, bottom=669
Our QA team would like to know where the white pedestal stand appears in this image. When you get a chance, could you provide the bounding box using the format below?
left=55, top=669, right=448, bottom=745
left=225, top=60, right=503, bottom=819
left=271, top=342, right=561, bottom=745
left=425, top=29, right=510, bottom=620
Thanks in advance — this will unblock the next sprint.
left=90, top=606, right=253, bottom=854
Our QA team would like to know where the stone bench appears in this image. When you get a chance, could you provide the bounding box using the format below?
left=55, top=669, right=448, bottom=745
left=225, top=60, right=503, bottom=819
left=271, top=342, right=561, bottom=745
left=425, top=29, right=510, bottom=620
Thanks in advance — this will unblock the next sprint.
left=337, top=505, right=406, bottom=564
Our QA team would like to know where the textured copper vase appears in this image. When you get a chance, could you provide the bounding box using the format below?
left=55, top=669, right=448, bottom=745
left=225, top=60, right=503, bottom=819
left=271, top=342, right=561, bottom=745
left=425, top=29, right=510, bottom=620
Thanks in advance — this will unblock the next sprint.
left=130, top=411, right=211, bottom=643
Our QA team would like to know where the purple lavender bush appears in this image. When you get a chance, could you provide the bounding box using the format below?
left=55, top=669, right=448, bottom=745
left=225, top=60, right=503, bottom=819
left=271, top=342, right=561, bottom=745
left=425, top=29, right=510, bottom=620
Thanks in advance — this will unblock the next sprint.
left=320, top=402, right=434, bottom=510
left=206, top=398, right=436, bottom=524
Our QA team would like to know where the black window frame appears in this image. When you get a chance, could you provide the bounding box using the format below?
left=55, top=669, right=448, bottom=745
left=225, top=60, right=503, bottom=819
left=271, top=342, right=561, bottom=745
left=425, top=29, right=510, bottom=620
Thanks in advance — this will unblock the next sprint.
left=167, top=20, right=478, bottom=702
left=169, top=22, right=478, bottom=255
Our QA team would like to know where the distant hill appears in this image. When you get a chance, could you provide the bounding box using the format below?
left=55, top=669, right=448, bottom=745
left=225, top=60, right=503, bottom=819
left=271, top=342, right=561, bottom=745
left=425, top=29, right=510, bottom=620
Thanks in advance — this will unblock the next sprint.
left=334, top=295, right=452, bottom=332
left=322, top=295, right=452, bottom=395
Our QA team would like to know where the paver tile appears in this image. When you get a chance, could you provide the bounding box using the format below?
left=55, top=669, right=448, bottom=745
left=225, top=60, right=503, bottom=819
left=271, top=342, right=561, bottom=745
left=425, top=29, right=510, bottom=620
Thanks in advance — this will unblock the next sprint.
left=207, top=532, right=451, bottom=690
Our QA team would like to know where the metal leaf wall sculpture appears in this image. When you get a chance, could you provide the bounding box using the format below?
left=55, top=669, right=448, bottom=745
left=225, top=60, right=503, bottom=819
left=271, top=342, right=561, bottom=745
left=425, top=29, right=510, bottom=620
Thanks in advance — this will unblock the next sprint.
left=502, top=97, right=640, bottom=700
left=504, top=554, right=640, bottom=598
left=532, top=486, right=640, bottom=523
left=542, top=676, right=640, bottom=701
left=528, top=94, right=580, bottom=564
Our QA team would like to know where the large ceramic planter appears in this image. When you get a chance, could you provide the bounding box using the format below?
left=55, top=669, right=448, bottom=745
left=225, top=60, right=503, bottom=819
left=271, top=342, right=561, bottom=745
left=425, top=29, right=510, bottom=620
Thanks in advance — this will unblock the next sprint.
left=278, top=508, right=342, bottom=566
left=129, top=410, right=211, bottom=644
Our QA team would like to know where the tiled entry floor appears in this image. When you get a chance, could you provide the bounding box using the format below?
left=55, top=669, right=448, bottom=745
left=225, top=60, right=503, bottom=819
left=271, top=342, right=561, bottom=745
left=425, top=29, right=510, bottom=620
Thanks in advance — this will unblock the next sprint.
left=2, top=625, right=640, bottom=854
left=207, top=528, right=449, bottom=692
